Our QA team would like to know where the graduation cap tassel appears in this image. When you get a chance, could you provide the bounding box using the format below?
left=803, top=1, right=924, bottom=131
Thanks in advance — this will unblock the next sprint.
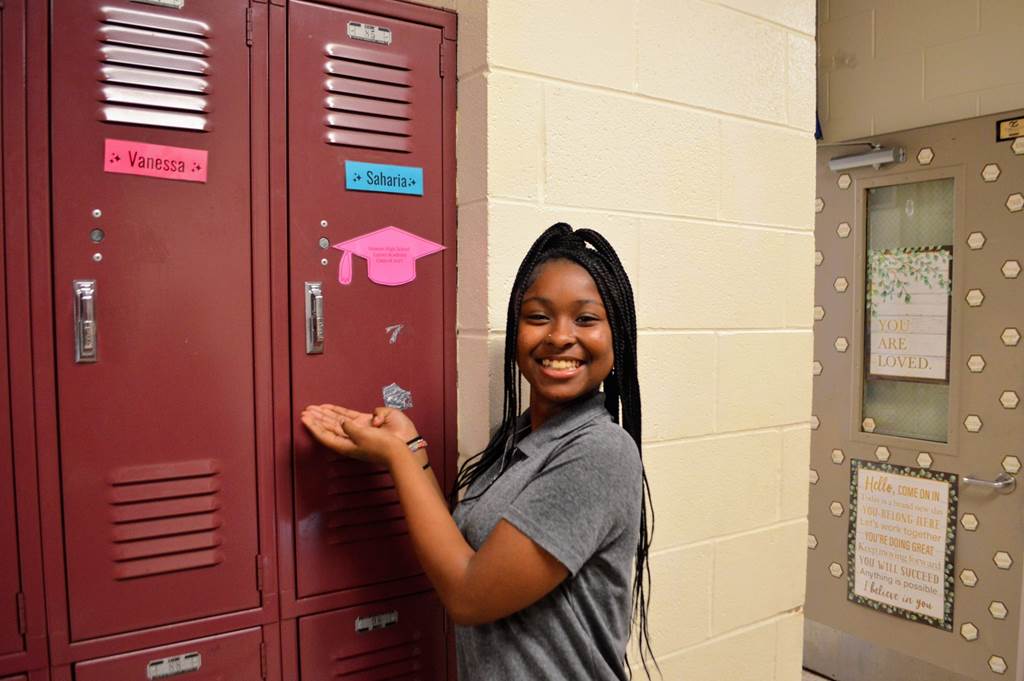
left=338, top=250, right=354, bottom=285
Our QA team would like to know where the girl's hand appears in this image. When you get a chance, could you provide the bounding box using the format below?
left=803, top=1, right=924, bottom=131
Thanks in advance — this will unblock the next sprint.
left=300, top=404, right=413, bottom=467
left=369, top=407, right=420, bottom=443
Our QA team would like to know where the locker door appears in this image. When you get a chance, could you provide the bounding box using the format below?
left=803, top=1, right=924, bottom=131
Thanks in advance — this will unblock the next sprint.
left=0, top=1, right=22, bottom=655
left=299, top=593, right=445, bottom=680
left=287, top=3, right=449, bottom=598
left=73, top=627, right=266, bottom=681
left=50, top=0, right=261, bottom=640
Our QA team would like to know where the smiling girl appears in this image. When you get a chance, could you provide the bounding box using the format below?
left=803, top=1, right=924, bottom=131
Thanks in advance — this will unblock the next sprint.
left=301, top=223, right=654, bottom=680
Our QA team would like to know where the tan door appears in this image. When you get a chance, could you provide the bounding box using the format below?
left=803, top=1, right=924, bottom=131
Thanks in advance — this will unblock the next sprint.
left=806, top=110, right=1024, bottom=681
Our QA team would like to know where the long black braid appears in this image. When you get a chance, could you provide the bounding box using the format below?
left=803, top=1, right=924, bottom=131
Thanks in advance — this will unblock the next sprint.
left=452, top=223, right=658, bottom=678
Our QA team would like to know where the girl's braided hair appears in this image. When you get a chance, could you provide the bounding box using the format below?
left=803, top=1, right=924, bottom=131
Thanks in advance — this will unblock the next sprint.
left=452, top=222, right=656, bottom=677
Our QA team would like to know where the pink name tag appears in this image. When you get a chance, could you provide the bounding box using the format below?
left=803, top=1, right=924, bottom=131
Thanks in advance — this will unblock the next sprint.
left=103, top=138, right=208, bottom=183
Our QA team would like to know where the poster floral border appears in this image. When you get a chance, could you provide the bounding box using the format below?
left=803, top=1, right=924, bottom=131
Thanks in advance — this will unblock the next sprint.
left=847, top=459, right=958, bottom=631
left=866, top=246, right=952, bottom=316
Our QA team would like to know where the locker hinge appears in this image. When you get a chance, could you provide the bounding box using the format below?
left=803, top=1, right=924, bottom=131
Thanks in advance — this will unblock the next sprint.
left=16, top=592, right=26, bottom=635
left=245, top=6, right=254, bottom=47
left=255, top=554, right=265, bottom=592
left=259, top=641, right=268, bottom=678
left=438, top=40, right=447, bottom=78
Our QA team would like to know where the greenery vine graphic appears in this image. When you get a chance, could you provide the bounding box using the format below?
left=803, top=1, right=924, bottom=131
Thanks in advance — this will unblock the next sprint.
left=866, top=247, right=952, bottom=314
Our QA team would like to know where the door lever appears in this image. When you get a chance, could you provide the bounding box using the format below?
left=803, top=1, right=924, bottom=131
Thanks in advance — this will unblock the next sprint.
left=961, top=472, right=1016, bottom=494
left=73, top=280, right=98, bottom=363
left=305, top=282, right=324, bottom=354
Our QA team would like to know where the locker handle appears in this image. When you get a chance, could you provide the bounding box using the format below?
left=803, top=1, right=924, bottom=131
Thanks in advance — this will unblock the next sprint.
left=74, top=280, right=98, bottom=363
left=305, top=282, right=324, bottom=354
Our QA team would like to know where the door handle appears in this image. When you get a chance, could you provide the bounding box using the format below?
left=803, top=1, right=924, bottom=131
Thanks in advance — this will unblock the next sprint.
left=961, top=472, right=1016, bottom=494
left=73, top=280, right=98, bottom=363
left=305, top=282, right=324, bottom=354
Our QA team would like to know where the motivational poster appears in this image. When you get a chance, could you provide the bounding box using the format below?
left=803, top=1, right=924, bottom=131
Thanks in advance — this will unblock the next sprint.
left=867, top=248, right=952, bottom=381
left=848, top=459, right=957, bottom=630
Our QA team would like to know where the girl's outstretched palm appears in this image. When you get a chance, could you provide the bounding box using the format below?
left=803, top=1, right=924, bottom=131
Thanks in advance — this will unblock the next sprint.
left=300, top=404, right=419, bottom=466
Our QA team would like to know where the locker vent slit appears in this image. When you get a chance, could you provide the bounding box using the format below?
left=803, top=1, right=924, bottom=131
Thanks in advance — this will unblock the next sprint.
left=98, top=6, right=212, bottom=131
left=322, top=42, right=413, bottom=152
left=333, top=636, right=423, bottom=678
left=108, top=460, right=224, bottom=580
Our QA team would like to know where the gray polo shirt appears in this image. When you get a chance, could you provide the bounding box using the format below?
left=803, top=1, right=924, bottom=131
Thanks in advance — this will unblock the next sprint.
left=453, top=392, right=642, bottom=681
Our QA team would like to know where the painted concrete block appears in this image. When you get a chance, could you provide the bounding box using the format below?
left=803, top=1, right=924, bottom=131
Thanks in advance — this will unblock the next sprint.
left=545, top=86, right=720, bottom=218
left=717, top=331, right=813, bottom=431
left=457, top=201, right=489, bottom=333
left=789, top=33, right=818, bottom=132
left=646, top=431, right=784, bottom=549
left=776, top=611, right=806, bottom=681
left=713, top=520, right=808, bottom=634
left=630, top=544, right=714, bottom=659
left=639, top=333, right=717, bottom=440
left=456, top=333, right=499, bottom=458
left=876, top=1, right=980, bottom=61
left=718, top=0, right=816, bottom=35
left=719, top=120, right=815, bottom=229
left=926, top=26, right=1024, bottom=98
left=488, top=73, right=543, bottom=200
left=489, top=0, right=636, bottom=89
left=781, top=427, right=811, bottom=521
left=456, top=73, right=487, bottom=205
left=633, top=218, right=792, bottom=329
left=638, top=0, right=787, bottom=122
left=647, top=619, right=779, bottom=681
left=784, top=232, right=815, bottom=328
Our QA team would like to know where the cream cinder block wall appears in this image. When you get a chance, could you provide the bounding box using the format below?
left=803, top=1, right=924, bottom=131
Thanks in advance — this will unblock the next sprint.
left=417, top=0, right=816, bottom=678
left=819, top=0, right=1024, bottom=142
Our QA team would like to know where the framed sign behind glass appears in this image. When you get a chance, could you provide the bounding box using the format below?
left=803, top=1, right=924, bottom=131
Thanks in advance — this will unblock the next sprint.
left=861, top=178, right=954, bottom=443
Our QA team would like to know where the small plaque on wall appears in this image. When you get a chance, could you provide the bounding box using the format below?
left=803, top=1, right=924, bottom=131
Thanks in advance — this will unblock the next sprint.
left=996, top=115, right=1024, bottom=141
left=848, top=460, right=958, bottom=631
left=867, top=247, right=952, bottom=382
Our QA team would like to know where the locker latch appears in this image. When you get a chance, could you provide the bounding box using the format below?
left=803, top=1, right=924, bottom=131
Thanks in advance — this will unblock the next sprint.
left=73, top=280, right=98, bottom=363
left=305, top=282, right=324, bottom=354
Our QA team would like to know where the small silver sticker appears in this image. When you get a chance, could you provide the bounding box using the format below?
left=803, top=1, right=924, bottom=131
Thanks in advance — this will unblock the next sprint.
left=383, top=382, right=413, bottom=410
left=132, top=0, right=185, bottom=9
left=355, top=610, right=399, bottom=633
left=385, top=324, right=405, bottom=344
left=347, top=21, right=392, bottom=46
left=147, top=652, right=201, bottom=680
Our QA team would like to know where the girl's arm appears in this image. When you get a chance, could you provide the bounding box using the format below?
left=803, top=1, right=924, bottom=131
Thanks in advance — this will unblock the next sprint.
left=301, top=405, right=568, bottom=625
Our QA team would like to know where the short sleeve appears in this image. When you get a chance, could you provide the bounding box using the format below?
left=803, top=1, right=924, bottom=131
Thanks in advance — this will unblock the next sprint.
left=501, top=428, right=641, bottom=575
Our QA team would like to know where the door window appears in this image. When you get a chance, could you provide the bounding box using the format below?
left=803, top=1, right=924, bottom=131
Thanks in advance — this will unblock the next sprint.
left=862, top=178, right=954, bottom=442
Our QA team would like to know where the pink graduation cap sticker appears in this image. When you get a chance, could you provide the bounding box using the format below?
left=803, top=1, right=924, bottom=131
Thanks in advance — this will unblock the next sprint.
left=333, top=226, right=445, bottom=286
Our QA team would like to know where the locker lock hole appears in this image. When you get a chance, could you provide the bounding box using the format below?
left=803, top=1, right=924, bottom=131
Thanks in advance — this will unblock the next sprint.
left=90, top=228, right=105, bottom=243
left=318, top=237, right=330, bottom=249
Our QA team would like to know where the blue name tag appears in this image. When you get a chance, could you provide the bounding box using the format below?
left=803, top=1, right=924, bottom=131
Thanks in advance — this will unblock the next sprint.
left=345, top=161, right=423, bottom=196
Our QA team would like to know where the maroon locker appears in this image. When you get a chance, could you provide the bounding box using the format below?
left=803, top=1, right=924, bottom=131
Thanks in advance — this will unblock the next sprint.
left=66, top=624, right=279, bottom=681
left=0, top=2, right=22, bottom=650
left=0, top=0, right=47, bottom=676
left=298, top=593, right=445, bottom=680
left=46, top=0, right=265, bottom=641
left=283, top=0, right=456, bottom=605
left=2, top=671, right=48, bottom=681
